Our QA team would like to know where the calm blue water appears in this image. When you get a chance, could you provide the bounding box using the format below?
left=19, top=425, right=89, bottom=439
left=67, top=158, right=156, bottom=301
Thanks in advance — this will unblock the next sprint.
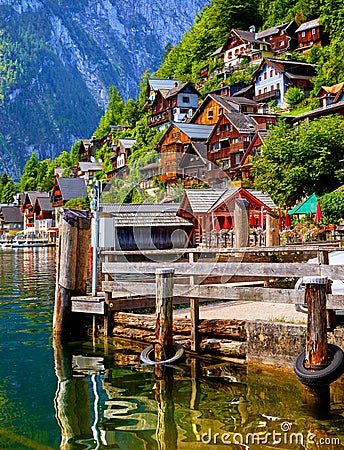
left=0, top=247, right=343, bottom=449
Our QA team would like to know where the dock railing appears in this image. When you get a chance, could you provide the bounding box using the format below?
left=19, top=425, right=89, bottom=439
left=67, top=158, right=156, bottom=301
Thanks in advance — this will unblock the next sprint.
left=99, top=245, right=344, bottom=349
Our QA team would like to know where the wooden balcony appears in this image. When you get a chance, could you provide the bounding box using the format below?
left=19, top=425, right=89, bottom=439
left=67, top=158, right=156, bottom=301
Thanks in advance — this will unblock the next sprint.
left=253, top=89, right=280, bottom=102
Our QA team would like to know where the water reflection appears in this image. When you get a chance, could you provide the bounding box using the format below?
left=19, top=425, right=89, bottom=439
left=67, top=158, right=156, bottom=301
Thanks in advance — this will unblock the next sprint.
left=53, top=337, right=344, bottom=450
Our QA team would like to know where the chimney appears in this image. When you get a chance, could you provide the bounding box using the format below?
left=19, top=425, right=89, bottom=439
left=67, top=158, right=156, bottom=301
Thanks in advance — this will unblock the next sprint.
left=249, top=25, right=256, bottom=33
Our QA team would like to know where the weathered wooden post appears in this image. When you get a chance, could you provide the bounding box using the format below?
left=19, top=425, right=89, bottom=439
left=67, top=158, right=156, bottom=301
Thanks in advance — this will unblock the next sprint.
left=265, top=210, right=280, bottom=247
left=53, top=209, right=92, bottom=336
left=234, top=199, right=249, bottom=248
left=189, top=252, right=200, bottom=352
left=303, top=276, right=329, bottom=368
left=155, top=268, right=174, bottom=361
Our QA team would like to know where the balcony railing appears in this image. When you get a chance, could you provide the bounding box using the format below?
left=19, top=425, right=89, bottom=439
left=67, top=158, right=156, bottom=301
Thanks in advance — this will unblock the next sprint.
left=253, top=89, right=280, bottom=102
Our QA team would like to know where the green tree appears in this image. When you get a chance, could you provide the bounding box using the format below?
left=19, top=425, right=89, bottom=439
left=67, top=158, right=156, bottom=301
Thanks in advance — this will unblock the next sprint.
left=18, top=152, right=40, bottom=191
left=252, top=115, right=344, bottom=206
left=284, top=87, right=306, bottom=108
left=1, top=178, right=16, bottom=203
left=320, top=190, right=344, bottom=224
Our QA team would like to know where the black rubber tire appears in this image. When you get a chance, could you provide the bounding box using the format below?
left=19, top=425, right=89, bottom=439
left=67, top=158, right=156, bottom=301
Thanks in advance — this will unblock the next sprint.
left=140, top=343, right=184, bottom=366
left=294, top=343, right=344, bottom=386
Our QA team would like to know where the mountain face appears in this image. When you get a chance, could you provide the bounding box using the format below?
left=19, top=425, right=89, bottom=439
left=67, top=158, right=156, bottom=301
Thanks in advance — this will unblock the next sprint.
left=0, top=0, right=208, bottom=179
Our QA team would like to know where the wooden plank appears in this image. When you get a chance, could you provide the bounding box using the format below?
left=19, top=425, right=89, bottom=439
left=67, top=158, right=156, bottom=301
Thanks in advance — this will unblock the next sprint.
left=102, top=261, right=344, bottom=279
left=100, top=244, right=342, bottom=256
left=72, top=299, right=105, bottom=314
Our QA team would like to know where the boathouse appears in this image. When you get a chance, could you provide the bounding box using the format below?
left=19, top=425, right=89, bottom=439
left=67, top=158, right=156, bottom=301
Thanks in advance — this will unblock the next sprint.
left=99, top=203, right=193, bottom=250
left=177, top=187, right=276, bottom=245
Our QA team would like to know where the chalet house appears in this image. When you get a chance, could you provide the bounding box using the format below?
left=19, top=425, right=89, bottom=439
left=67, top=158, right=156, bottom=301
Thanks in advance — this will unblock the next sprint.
left=80, top=135, right=110, bottom=162
left=191, top=94, right=258, bottom=126
left=51, top=177, right=87, bottom=208
left=0, top=206, right=23, bottom=236
left=21, top=191, right=50, bottom=232
left=257, top=21, right=298, bottom=54
left=156, top=122, right=214, bottom=186
left=148, top=82, right=200, bottom=129
left=99, top=203, right=193, bottom=250
left=139, top=161, right=159, bottom=190
left=179, top=142, right=210, bottom=187
left=108, top=138, right=136, bottom=180
left=295, top=18, right=322, bottom=54
left=32, top=196, right=54, bottom=236
left=234, top=129, right=269, bottom=183
left=177, top=187, right=275, bottom=245
left=221, top=28, right=272, bottom=70
left=252, top=58, right=316, bottom=108
left=145, top=78, right=180, bottom=107
left=317, top=82, right=344, bottom=108
left=204, top=82, right=247, bottom=98
left=76, top=161, right=104, bottom=184
left=206, top=112, right=257, bottom=184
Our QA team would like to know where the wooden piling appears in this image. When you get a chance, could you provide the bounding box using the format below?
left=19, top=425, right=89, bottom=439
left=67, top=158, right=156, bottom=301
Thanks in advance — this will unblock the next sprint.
left=265, top=210, right=280, bottom=247
left=234, top=199, right=249, bottom=248
left=303, top=276, right=329, bottom=369
left=189, top=252, right=199, bottom=352
left=155, top=268, right=174, bottom=361
left=53, top=209, right=92, bottom=336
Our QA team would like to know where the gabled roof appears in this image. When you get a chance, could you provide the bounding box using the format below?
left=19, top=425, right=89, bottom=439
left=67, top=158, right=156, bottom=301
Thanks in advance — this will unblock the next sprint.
left=100, top=203, right=192, bottom=227
left=179, top=187, right=275, bottom=215
left=210, top=187, right=276, bottom=211
left=252, top=58, right=316, bottom=82
left=179, top=142, right=208, bottom=168
left=0, top=206, right=23, bottom=223
left=295, top=18, right=319, bottom=33
left=233, top=29, right=266, bottom=45
left=147, top=78, right=180, bottom=92
left=56, top=178, right=87, bottom=201
left=179, top=189, right=227, bottom=214
left=257, top=21, right=294, bottom=39
left=118, top=138, right=136, bottom=149
left=165, top=82, right=199, bottom=99
left=318, top=82, right=344, bottom=96
left=171, top=122, right=214, bottom=140
left=224, top=112, right=257, bottom=133
left=33, top=196, right=53, bottom=212
left=78, top=161, right=104, bottom=172
left=24, top=191, right=50, bottom=207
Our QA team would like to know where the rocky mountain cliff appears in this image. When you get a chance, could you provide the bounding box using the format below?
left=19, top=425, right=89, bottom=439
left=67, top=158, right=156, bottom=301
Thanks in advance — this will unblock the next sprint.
left=0, top=0, right=208, bottom=179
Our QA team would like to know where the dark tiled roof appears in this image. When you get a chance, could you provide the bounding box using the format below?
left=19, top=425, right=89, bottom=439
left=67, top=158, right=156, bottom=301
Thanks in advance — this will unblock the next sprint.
left=234, top=29, right=266, bottom=45
left=174, top=122, right=214, bottom=140
left=181, top=189, right=226, bottom=213
left=35, top=197, right=53, bottom=211
left=57, top=178, right=87, bottom=201
left=99, top=203, right=192, bottom=227
left=224, top=112, right=257, bottom=132
left=0, top=206, right=23, bottom=223
left=295, top=19, right=319, bottom=33
left=26, top=191, right=49, bottom=206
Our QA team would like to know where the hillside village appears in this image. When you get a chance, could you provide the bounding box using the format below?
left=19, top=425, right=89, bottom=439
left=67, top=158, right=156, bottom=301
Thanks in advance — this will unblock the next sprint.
left=1, top=17, right=344, bottom=246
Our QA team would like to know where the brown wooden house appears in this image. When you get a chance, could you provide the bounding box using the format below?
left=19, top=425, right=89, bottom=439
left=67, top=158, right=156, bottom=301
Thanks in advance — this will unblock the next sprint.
left=295, top=18, right=322, bottom=54
left=21, top=191, right=50, bottom=233
left=0, top=206, right=23, bottom=236
left=32, top=196, right=54, bottom=235
left=257, top=21, right=298, bottom=54
left=148, top=82, right=200, bottom=128
left=107, top=138, right=136, bottom=180
left=156, top=122, right=214, bottom=186
left=191, top=94, right=258, bottom=126
left=51, top=178, right=87, bottom=208
left=206, top=112, right=257, bottom=184
left=233, top=129, right=269, bottom=183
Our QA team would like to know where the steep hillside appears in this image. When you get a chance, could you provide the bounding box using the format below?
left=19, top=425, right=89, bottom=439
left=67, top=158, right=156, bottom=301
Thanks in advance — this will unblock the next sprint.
left=0, top=0, right=209, bottom=178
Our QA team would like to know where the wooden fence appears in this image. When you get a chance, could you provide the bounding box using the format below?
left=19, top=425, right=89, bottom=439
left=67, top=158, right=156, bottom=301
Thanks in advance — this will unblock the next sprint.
left=98, top=245, right=344, bottom=348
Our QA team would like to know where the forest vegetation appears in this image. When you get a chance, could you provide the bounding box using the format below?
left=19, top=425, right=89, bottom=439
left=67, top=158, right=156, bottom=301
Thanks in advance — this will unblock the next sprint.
left=2, top=0, right=344, bottom=221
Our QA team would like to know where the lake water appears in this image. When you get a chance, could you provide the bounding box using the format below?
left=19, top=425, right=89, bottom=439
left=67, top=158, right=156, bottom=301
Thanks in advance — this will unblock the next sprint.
left=0, top=247, right=344, bottom=449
